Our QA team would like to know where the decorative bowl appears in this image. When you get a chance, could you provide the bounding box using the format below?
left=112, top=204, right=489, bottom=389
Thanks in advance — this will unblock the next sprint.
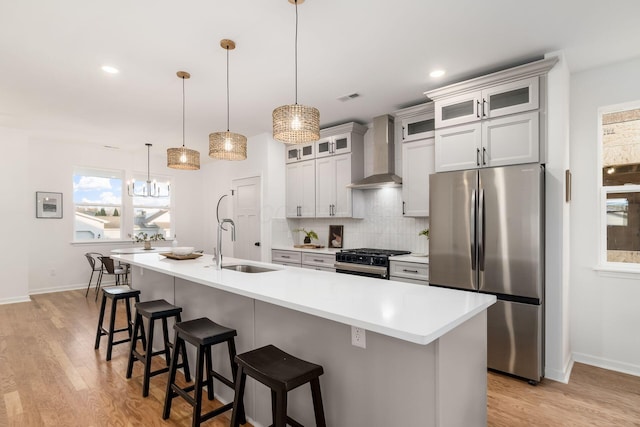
left=172, top=246, right=195, bottom=256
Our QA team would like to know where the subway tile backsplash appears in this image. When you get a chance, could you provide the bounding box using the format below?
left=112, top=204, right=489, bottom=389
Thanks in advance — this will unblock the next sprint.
left=272, top=188, right=429, bottom=254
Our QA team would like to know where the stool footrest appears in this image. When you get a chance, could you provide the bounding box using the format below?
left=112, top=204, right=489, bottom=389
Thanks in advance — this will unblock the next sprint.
left=211, top=371, right=234, bottom=389
left=200, top=402, right=233, bottom=423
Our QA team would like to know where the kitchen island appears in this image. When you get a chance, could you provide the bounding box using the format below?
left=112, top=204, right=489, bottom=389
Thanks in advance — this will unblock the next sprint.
left=112, top=252, right=495, bottom=427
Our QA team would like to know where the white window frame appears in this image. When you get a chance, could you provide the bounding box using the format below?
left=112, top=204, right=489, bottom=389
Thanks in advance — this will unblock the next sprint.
left=129, top=172, right=174, bottom=240
left=597, top=100, right=640, bottom=274
left=72, top=167, right=125, bottom=242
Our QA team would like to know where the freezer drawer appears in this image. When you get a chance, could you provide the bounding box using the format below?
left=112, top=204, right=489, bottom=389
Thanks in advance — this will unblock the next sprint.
left=487, top=299, right=543, bottom=382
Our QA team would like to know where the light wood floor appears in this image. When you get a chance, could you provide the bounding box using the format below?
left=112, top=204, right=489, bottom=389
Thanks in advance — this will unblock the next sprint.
left=1, top=289, right=639, bottom=426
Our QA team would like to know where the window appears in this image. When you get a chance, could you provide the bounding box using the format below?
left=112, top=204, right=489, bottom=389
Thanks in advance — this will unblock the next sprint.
left=599, top=102, right=640, bottom=266
left=73, top=168, right=123, bottom=240
left=131, top=176, right=172, bottom=239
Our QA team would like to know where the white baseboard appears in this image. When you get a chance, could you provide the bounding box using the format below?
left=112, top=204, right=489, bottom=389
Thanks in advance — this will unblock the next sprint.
left=573, top=352, right=640, bottom=377
left=29, top=281, right=119, bottom=296
left=545, top=356, right=574, bottom=384
left=0, top=295, right=31, bottom=305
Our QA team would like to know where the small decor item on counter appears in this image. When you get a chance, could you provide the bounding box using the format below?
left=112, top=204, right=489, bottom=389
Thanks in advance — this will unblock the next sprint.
left=172, top=235, right=178, bottom=248
left=130, top=232, right=166, bottom=250
left=419, top=228, right=429, bottom=239
left=172, top=246, right=194, bottom=256
left=328, top=225, right=344, bottom=249
left=413, top=228, right=429, bottom=257
left=295, top=228, right=318, bottom=244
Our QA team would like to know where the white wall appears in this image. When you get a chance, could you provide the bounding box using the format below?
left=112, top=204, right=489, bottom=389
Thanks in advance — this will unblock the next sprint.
left=0, top=128, right=30, bottom=303
left=0, top=130, right=206, bottom=299
left=544, top=52, right=572, bottom=382
left=570, top=56, right=640, bottom=376
left=201, top=133, right=285, bottom=262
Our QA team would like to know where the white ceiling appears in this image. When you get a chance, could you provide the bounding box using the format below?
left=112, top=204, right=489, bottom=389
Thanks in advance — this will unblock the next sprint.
left=1, top=0, right=639, bottom=160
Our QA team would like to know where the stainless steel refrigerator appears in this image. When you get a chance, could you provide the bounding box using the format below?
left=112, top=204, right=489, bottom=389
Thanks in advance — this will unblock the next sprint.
left=429, top=164, right=544, bottom=383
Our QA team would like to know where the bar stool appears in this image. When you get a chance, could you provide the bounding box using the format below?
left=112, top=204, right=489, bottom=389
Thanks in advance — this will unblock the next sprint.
left=162, top=317, right=246, bottom=427
left=230, top=344, right=326, bottom=427
left=126, top=299, right=191, bottom=397
left=94, top=285, right=144, bottom=361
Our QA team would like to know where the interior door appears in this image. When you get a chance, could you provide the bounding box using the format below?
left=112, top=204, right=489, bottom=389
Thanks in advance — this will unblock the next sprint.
left=428, top=169, right=478, bottom=291
left=233, top=176, right=261, bottom=262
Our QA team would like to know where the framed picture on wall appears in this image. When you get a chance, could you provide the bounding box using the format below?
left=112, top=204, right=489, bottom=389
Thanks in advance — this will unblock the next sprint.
left=36, top=191, right=63, bottom=219
left=328, top=225, right=344, bottom=249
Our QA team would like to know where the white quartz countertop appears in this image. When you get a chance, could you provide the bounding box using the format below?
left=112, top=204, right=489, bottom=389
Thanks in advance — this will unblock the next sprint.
left=112, top=253, right=494, bottom=346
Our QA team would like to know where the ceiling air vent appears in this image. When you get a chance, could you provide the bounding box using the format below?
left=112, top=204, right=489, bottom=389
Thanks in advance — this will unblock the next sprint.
left=337, top=93, right=360, bottom=102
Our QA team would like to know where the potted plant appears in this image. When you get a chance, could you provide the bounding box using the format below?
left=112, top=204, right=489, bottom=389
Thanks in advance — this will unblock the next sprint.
left=295, top=228, right=319, bottom=244
left=130, top=232, right=165, bottom=250
left=419, top=228, right=429, bottom=239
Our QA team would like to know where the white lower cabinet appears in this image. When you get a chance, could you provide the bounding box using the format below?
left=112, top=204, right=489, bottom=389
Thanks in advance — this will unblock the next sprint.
left=390, top=260, right=429, bottom=285
left=271, top=249, right=302, bottom=267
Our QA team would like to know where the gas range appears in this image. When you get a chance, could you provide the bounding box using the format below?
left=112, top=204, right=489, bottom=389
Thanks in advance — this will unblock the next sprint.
left=335, top=248, right=411, bottom=279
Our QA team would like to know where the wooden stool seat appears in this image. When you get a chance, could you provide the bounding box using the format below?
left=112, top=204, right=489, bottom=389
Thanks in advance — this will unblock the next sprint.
left=231, top=344, right=326, bottom=427
left=163, top=317, right=246, bottom=427
left=94, top=286, right=143, bottom=361
left=126, top=299, right=191, bottom=397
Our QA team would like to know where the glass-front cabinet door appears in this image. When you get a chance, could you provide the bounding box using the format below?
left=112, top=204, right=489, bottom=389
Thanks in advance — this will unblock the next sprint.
left=315, top=133, right=351, bottom=158
left=434, top=90, right=482, bottom=128
left=402, top=113, right=435, bottom=142
left=484, top=76, right=539, bottom=119
left=285, top=142, right=315, bottom=163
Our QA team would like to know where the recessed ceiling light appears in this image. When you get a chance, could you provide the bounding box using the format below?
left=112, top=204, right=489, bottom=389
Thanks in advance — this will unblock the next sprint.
left=101, top=65, right=119, bottom=74
left=430, top=69, right=445, bottom=78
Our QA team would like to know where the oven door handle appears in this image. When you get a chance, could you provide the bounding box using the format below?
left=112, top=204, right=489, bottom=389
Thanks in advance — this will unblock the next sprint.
left=334, top=262, right=388, bottom=277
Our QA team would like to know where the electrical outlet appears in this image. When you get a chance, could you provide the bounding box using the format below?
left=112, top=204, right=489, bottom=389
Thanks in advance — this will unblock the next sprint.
left=351, top=326, right=366, bottom=348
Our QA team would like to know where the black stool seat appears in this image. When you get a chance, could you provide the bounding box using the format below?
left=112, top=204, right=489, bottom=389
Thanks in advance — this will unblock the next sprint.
left=126, top=299, right=191, bottom=397
left=163, top=317, right=246, bottom=427
left=94, top=286, right=143, bottom=361
left=231, top=344, right=326, bottom=427
left=174, top=317, right=238, bottom=346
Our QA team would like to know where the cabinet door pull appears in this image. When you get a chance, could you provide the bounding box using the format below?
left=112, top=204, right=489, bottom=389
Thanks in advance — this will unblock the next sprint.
left=402, top=201, right=406, bottom=215
left=282, top=255, right=291, bottom=259
left=476, top=100, right=481, bottom=118
left=403, top=269, right=419, bottom=273
left=402, top=126, right=406, bottom=140
left=482, top=98, right=488, bottom=117
left=476, top=148, right=481, bottom=166
left=482, top=147, right=487, bottom=165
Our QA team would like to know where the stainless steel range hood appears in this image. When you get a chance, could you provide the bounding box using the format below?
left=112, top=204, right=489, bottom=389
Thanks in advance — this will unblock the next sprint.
left=347, top=115, right=401, bottom=189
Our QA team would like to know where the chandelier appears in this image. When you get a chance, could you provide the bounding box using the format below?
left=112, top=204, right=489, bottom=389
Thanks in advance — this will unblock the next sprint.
left=209, top=39, right=247, bottom=160
left=167, top=71, right=200, bottom=170
left=127, top=143, right=170, bottom=197
left=272, top=0, right=320, bottom=144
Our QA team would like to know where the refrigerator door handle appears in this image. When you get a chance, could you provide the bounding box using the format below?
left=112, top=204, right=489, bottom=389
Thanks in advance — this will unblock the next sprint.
left=470, top=189, right=477, bottom=271
left=478, top=188, right=485, bottom=271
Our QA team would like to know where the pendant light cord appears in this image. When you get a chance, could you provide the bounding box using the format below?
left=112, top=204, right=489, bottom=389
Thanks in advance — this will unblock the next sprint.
left=182, top=76, right=186, bottom=148
left=146, top=144, right=151, bottom=182
left=294, top=0, right=299, bottom=105
left=226, top=46, right=230, bottom=132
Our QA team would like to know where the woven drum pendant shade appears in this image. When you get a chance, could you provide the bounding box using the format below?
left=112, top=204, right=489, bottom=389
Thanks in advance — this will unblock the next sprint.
left=272, top=104, right=320, bottom=144
left=168, top=70, right=200, bottom=170
left=167, top=146, right=200, bottom=170
left=209, top=131, right=247, bottom=161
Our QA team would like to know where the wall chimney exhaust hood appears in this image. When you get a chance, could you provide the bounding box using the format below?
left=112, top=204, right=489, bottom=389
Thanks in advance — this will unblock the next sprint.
left=347, top=115, right=401, bottom=189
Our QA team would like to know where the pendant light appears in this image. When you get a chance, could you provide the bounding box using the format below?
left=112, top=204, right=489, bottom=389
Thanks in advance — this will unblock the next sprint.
left=272, top=0, right=320, bottom=144
left=128, top=143, right=170, bottom=198
left=167, top=71, right=200, bottom=170
left=209, top=39, right=247, bottom=161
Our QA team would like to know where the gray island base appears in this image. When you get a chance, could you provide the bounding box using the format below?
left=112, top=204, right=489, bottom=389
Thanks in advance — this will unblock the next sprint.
left=112, top=253, right=495, bottom=427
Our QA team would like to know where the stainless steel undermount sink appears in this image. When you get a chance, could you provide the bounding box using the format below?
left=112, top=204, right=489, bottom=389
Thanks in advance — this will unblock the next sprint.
left=221, top=264, right=277, bottom=273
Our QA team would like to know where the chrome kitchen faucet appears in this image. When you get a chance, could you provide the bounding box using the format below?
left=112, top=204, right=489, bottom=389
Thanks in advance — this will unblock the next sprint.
left=216, top=218, right=235, bottom=269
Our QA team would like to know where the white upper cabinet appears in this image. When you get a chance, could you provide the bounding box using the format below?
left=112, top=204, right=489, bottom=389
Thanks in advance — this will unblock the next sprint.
left=316, top=132, right=352, bottom=158
left=434, top=77, right=539, bottom=128
left=394, top=103, right=436, bottom=217
left=426, top=57, right=558, bottom=172
left=285, top=159, right=315, bottom=218
left=285, top=142, right=315, bottom=164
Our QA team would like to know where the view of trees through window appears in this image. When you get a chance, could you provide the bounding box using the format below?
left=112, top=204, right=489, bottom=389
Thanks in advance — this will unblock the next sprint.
left=601, top=105, right=640, bottom=263
left=73, top=170, right=123, bottom=240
